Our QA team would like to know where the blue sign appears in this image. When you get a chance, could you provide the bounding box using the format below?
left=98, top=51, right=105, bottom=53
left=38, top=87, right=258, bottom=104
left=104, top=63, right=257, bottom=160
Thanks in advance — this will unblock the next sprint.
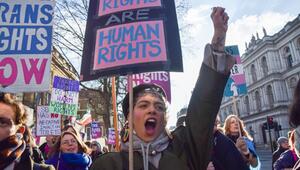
left=224, top=45, right=247, bottom=97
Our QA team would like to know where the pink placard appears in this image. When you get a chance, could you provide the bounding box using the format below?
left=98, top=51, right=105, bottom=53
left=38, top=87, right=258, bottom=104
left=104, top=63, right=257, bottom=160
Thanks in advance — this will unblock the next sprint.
left=98, top=0, right=162, bottom=16
left=93, top=20, right=167, bottom=70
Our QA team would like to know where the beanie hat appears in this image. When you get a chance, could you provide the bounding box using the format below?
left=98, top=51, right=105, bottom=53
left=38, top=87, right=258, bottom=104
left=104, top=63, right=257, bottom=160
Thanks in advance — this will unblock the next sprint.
left=122, top=83, right=166, bottom=119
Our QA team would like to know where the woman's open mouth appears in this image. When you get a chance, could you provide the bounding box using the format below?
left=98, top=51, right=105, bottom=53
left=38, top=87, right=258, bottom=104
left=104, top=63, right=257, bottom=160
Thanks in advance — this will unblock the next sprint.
left=144, top=118, right=157, bottom=136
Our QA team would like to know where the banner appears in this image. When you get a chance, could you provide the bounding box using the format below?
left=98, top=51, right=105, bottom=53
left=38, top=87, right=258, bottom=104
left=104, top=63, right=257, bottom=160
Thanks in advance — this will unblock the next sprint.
left=132, top=71, right=171, bottom=102
left=0, top=0, right=55, bottom=92
left=81, top=0, right=182, bottom=81
left=224, top=46, right=247, bottom=97
left=36, top=106, right=61, bottom=136
left=107, top=128, right=116, bottom=145
left=91, top=121, right=102, bottom=139
left=49, top=76, right=79, bottom=116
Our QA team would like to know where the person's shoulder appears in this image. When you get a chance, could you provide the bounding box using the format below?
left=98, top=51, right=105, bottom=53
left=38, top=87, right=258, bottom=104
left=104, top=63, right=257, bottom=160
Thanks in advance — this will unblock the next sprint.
left=281, top=149, right=293, bottom=157
left=90, top=152, right=122, bottom=170
left=33, top=163, right=55, bottom=170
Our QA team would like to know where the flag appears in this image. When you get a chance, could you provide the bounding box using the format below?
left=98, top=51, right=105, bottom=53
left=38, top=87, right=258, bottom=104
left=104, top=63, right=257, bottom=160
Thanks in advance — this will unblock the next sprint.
left=76, top=110, right=92, bottom=126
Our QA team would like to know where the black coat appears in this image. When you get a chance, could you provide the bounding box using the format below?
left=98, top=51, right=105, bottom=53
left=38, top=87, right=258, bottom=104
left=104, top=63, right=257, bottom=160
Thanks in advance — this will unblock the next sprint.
left=212, top=131, right=250, bottom=170
left=91, top=63, right=230, bottom=170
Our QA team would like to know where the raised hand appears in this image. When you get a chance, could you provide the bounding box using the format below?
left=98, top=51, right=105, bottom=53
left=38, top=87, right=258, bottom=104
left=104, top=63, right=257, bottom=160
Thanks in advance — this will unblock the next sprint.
left=211, top=7, right=229, bottom=52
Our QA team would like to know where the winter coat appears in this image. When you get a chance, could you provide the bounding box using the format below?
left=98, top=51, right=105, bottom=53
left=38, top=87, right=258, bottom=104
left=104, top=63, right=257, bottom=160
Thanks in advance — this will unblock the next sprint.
left=46, top=152, right=92, bottom=170
left=272, top=147, right=289, bottom=168
left=274, top=149, right=299, bottom=170
left=90, top=54, right=231, bottom=170
left=12, top=147, right=54, bottom=170
left=211, top=130, right=250, bottom=170
left=293, top=159, right=300, bottom=170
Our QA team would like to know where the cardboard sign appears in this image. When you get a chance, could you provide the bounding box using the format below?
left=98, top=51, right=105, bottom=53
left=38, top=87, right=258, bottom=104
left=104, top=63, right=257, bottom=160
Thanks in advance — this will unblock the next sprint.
left=0, top=0, right=55, bottom=92
left=107, top=128, right=116, bottom=145
left=132, top=71, right=171, bottom=102
left=49, top=76, right=79, bottom=116
left=81, top=0, right=182, bottom=81
left=91, top=121, right=102, bottom=139
left=224, top=46, right=247, bottom=97
left=36, top=106, right=61, bottom=136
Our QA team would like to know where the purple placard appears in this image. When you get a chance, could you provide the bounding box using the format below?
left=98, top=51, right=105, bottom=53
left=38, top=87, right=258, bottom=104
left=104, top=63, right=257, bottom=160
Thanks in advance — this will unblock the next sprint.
left=98, top=0, right=162, bottom=16
left=91, top=121, right=102, bottom=139
left=132, top=71, right=171, bottom=103
left=53, top=76, right=80, bottom=91
left=107, top=128, right=115, bottom=145
left=93, top=20, right=167, bottom=71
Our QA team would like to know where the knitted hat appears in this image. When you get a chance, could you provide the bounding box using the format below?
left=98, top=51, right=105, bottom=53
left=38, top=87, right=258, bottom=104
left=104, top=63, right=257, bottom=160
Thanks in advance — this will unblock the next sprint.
left=122, top=83, right=166, bottom=119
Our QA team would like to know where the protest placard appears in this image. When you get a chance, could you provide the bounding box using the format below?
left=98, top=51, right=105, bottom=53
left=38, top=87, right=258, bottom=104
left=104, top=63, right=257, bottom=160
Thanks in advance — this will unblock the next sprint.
left=132, top=71, right=171, bottom=102
left=224, top=45, right=248, bottom=97
left=36, top=106, right=61, bottom=136
left=49, top=76, right=79, bottom=116
left=0, top=0, right=55, bottom=92
left=107, top=128, right=116, bottom=145
left=80, top=0, right=182, bottom=81
left=91, top=121, right=102, bottom=139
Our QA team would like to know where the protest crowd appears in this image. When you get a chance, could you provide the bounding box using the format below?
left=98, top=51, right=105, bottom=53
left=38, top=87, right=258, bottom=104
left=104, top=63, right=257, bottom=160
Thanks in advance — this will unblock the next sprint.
left=1, top=1, right=300, bottom=170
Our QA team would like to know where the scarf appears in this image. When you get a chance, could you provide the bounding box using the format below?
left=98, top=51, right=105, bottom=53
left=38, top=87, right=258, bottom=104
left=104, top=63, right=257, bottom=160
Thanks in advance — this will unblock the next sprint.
left=226, top=134, right=239, bottom=143
left=121, top=131, right=170, bottom=170
left=0, top=135, right=26, bottom=169
left=60, top=152, right=91, bottom=166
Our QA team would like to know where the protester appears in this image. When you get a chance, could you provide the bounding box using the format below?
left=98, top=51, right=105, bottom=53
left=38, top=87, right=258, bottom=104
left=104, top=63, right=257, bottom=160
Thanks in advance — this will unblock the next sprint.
left=211, top=116, right=250, bottom=170
left=91, top=141, right=103, bottom=161
left=223, top=114, right=259, bottom=168
left=46, top=131, right=92, bottom=170
left=274, top=130, right=298, bottom=170
left=288, top=79, right=300, bottom=169
left=39, top=135, right=58, bottom=160
left=272, top=136, right=290, bottom=167
left=90, top=7, right=235, bottom=170
left=0, top=93, right=54, bottom=170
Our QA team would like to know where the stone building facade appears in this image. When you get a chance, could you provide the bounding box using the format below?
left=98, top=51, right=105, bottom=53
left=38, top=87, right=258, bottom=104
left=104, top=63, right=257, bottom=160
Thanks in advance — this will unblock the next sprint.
left=219, top=14, right=300, bottom=145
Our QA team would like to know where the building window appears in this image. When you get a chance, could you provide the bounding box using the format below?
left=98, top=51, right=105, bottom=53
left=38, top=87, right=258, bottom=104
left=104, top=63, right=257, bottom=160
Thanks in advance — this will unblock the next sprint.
left=251, top=64, right=257, bottom=82
left=266, top=85, right=274, bottom=108
left=289, top=77, right=298, bottom=95
left=297, top=38, right=300, bottom=50
left=287, top=55, right=293, bottom=68
left=284, top=46, right=293, bottom=68
left=229, top=105, right=233, bottom=114
left=245, top=95, right=250, bottom=114
left=255, top=91, right=261, bottom=112
left=237, top=101, right=240, bottom=116
left=261, top=57, right=268, bottom=76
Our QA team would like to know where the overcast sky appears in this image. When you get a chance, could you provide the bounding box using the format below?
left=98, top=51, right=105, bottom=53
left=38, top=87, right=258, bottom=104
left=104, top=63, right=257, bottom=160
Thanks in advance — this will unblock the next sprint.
left=167, top=0, right=300, bottom=127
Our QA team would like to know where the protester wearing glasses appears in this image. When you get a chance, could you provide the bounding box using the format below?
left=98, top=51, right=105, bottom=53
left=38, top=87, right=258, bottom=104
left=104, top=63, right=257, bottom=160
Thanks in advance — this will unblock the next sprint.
left=0, top=93, right=54, bottom=170
left=46, top=131, right=92, bottom=170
